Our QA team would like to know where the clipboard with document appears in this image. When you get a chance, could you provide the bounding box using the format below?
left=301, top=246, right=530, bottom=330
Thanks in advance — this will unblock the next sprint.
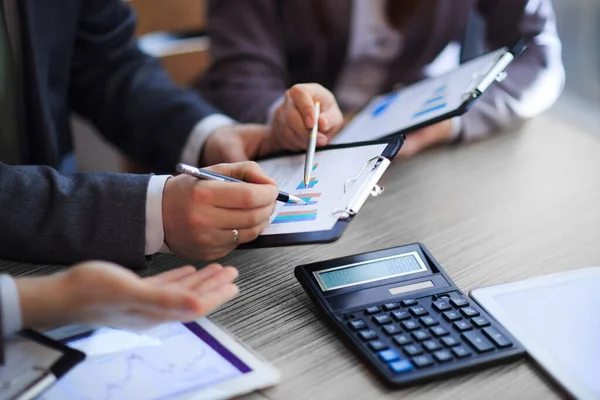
left=331, top=39, right=529, bottom=145
left=242, top=139, right=403, bottom=248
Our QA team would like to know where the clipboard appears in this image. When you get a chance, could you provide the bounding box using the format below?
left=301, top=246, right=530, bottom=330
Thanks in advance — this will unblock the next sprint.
left=331, top=39, right=529, bottom=145
left=0, top=330, right=85, bottom=400
left=240, top=138, right=403, bottom=249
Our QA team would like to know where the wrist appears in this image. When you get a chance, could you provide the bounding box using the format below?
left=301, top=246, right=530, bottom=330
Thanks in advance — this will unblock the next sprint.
left=16, top=272, right=71, bottom=329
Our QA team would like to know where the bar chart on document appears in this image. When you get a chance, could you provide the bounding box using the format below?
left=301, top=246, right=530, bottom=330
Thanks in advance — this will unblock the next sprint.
left=271, top=163, right=320, bottom=226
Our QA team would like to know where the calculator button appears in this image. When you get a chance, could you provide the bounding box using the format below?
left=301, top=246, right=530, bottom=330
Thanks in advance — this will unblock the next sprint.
left=432, top=300, right=452, bottom=312
left=409, top=306, right=429, bottom=317
left=430, top=326, right=449, bottom=337
left=462, top=331, right=495, bottom=353
left=483, top=327, right=512, bottom=348
left=441, top=336, right=460, bottom=347
left=393, top=334, right=412, bottom=346
left=391, top=310, right=410, bottom=321
left=403, top=344, right=424, bottom=357
left=443, top=311, right=462, bottom=322
left=365, top=306, right=381, bottom=315
left=348, top=320, right=366, bottom=331
left=471, top=316, right=491, bottom=328
left=358, top=329, right=378, bottom=341
left=368, top=340, right=388, bottom=352
left=453, top=321, right=473, bottom=332
left=383, top=302, right=400, bottom=311
left=412, top=330, right=431, bottom=342
left=460, top=307, right=480, bottom=318
left=401, top=299, right=417, bottom=307
left=378, top=349, right=400, bottom=363
left=401, top=320, right=420, bottom=331
left=433, top=349, right=453, bottom=363
left=419, top=316, right=439, bottom=327
left=411, top=355, right=434, bottom=368
left=389, top=359, right=414, bottom=374
left=382, top=324, right=402, bottom=336
left=449, top=297, right=469, bottom=308
left=422, top=340, right=442, bottom=352
left=452, top=346, right=472, bottom=358
left=373, top=314, right=392, bottom=325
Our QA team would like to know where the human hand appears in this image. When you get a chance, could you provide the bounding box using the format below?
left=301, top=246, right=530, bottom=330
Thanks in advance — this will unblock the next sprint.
left=272, top=83, right=344, bottom=151
left=162, top=161, right=278, bottom=260
left=16, top=261, right=239, bottom=330
left=200, top=124, right=275, bottom=166
left=397, top=120, right=454, bottom=159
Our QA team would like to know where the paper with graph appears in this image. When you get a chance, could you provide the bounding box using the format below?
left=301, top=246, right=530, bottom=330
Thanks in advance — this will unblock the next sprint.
left=331, top=48, right=506, bottom=144
left=258, top=143, right=388, bottom=235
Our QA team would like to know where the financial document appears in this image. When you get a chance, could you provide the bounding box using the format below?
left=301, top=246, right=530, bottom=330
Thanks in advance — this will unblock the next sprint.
left=331, top=48, right=506, bottom=144
left=258, top=143, right=388, bottom=235
left=40, top=322, right=250, bottom=400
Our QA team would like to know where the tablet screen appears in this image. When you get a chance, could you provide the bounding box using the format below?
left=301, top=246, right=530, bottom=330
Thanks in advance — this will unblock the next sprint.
left=40, top=322, right=252, bottom=400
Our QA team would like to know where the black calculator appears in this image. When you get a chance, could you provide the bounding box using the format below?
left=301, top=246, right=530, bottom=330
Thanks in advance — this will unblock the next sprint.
left=294, top=243, right=524, bottom=387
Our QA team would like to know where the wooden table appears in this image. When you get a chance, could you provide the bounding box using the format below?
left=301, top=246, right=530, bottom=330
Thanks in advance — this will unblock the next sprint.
left=2, top=115, right=599, bottom=399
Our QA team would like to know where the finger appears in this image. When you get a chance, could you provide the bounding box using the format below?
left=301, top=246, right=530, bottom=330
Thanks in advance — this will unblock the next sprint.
left=316, top=133, right=329, bottom=147
left=191, top=179, right=278, bottom=210
left=318, top=106, right=343, bottom=136
left=186, top=283, right=240, bottom=316
left=288, top=84, right=319, bottom=128
left=138, top=286, right=200, bottom=313
left=196, top=217, right=270, bottom=250
left=283, top=106, right=312, bottom=150
left=172, top=264, right=225, bottom=289
left=202, top=203, right=275, bottom=230
left=192, top=266, right=239, bottom=294
left=206, top=161, right=277, bottom=186
left=145, top=266, right=197, bottom=285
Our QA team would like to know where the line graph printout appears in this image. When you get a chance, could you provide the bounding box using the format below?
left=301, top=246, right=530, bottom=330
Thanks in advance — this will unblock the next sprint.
left=40, top=322, right=251, bottom=400
left=258, top=143, right=388, bottom=235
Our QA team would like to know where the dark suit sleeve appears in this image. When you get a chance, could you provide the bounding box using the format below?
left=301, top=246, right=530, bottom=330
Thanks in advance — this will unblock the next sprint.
left=69, top=0, right=220, bottom=172
left=200, top=0, right=288, bottom=123
left=463, top=0, right=564, bottom=141
left=0, top=163, right=150, bottom=270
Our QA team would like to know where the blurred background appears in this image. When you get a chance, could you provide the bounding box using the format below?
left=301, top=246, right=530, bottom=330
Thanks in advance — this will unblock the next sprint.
left=72, top=0, right=600, bottom=171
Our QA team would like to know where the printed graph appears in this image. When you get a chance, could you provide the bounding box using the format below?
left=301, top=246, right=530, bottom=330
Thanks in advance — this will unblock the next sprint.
left=284, top=192, right=321, bottom=207
left=272, top=164, right=322, bottom=225
left=371, top=92, right=400, bottom=118
left=412, top=85, right=447, bottom=119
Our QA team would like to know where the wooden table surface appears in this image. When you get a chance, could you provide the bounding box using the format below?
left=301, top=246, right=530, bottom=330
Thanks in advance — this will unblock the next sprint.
left=2, top=115, right=599, bottom=399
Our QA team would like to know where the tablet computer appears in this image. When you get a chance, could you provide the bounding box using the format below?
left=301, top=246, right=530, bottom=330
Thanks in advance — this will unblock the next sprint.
left=40, top=319, right=280, bottom=400
left=470, top=267, right=600, bottom=400
left=331, top=40, right=528, bottom=145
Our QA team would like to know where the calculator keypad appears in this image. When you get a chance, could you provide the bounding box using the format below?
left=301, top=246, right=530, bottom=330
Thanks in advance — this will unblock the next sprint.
left=343, top=291, right=515, bottom=377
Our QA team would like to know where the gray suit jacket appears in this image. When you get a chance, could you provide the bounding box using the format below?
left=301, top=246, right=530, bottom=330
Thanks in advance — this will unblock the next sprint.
left=200, top=0, right=564, bottom=142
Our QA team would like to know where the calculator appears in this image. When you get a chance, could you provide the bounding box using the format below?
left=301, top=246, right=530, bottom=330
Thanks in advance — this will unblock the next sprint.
left=294, top=243, right=524, bottom=387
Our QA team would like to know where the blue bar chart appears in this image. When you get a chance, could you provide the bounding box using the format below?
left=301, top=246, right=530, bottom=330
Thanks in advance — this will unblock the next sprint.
left=412, top=85, right=447, bottom=119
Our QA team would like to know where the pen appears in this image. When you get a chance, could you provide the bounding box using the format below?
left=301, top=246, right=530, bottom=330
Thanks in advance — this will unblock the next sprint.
left=303, top=100, right=320, bottom=187
left=176, top=163, right=308, bottom=205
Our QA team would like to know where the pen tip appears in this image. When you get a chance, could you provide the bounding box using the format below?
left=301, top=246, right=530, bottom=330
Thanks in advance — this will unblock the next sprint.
left=303, top=175, right=310, bottom=187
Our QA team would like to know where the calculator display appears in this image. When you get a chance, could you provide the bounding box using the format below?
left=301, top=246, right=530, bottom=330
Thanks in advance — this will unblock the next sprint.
left=315, top=251, right=428, bottom=291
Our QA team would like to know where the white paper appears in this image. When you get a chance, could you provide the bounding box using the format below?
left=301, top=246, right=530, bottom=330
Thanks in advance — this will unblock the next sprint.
left=258, top=143, right=388, bottom=235
left=331, top=48, right=506, bottom=144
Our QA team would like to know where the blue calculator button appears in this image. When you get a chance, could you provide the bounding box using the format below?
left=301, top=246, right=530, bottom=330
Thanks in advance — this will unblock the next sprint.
left=462, top=331, right=495, bottom=353
left=392, top=334, right=412, bottom=346
left=422, top=340, right=442, bottom=352
left=419, top=316, right=439, bottom=327
left=450, top=297, right=469, bottom=308
left=401, top=320, right=420, bottom=331
left=432, top=300, right=452, bottom=312
left=348, top=319, right=366, bottom=331
left=409, top=306, right=429, bottom=317
left=382, top=324, right=402, bottom=336
left=391, top=310, right=410, bottom=321
left=368, top=340, right=388, bottom=352
left=378, top=349, right=400, bottom=363
left=373, top=314, right=392, bottom=325
left=471, top=316, right=491, bottom=328
left=383, top=302, right=400, bottom=311
left=389, top=359, right=414, bottom=374
left=411, top=354, right=434, bottom=368
left=358, top=329, right=378, bottom=341
left=403, top=344, right=424, bottom=357
left=430, top=326, right=449, bottom=337
left=433, top=349, right=453, bottom=363
left=441, top=336, right=460, bottom=347
left=411, top=330, right=431, bottom=342
left=365, top=306, right=381, bottom=315
left=482, top=327, right=512, bottom=348
left=401, top=299, right=417, bottom=307
left=453, top=321, right=473, bottom=332
left=452, top=346, right=472, bottom=358
left=460, top=307, right=480, bottom=318
left=443, top=310, right=462, bottom=322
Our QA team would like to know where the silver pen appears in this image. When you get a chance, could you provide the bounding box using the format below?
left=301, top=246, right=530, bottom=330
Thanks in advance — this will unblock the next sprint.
left=303, top=100, right=320, bottom=187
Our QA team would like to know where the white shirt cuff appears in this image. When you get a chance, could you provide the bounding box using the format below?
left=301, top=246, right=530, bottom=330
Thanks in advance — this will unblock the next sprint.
left=180, top=114, right=236, bottom=166
left=145, top=174, right=172, bottom=255
left=266, top=96, right=284, bottom=125
left=1, top=275, right=22, bottom=338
